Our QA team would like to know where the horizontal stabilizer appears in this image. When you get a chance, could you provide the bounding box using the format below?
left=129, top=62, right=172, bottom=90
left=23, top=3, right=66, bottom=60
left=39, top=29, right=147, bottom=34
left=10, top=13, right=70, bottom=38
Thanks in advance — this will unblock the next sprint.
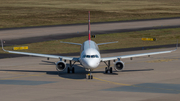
left=60, top=41, right=82, bottom=45
left=97, top=41, right=118, bottom=45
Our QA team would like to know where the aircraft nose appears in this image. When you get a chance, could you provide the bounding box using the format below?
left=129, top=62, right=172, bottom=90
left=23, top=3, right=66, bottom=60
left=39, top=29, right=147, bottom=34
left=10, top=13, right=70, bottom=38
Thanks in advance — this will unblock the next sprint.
left=86, top=60, right=99, bottom=68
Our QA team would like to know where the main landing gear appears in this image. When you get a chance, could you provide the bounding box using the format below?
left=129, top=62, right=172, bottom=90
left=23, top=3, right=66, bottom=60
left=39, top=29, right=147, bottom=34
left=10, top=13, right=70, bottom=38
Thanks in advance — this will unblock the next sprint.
left=87, top=69, right=93, bottom=79
left=104, top=60, right=113, bottom=73
left=67, top=61, right=76, bottom=73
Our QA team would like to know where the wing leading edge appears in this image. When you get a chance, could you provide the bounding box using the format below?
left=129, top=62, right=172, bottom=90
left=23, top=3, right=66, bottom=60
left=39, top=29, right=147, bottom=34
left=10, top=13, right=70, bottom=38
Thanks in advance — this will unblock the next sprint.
left=101, top=44, right=178, bottom=62
left=1, top=40, right=79, bottom=62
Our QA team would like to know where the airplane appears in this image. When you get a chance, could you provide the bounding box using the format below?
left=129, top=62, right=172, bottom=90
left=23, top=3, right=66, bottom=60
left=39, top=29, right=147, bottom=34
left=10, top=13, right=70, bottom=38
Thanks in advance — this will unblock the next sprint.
left=1, top=11, right=178, bottom=79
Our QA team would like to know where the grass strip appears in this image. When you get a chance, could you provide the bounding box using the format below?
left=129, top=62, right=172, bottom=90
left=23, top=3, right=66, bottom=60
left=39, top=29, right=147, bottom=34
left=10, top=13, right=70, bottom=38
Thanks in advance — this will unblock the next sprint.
left=0, top=0, right=180, bottom=28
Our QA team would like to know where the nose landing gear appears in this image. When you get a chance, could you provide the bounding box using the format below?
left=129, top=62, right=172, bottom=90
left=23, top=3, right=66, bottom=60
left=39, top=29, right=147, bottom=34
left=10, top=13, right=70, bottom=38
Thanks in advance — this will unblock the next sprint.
left=88, top=73, right=93, bottom=79
left=87, top=69, right=93, bottom=79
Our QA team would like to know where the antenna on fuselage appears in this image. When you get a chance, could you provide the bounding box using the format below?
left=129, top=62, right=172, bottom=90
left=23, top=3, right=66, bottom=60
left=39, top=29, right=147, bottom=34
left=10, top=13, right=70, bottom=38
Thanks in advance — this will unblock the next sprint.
left=88, top=11, right=91, bottom=40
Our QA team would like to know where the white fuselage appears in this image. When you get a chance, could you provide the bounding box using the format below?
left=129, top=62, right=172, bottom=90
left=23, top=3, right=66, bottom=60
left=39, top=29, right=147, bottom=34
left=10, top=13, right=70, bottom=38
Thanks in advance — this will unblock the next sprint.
left=79, top=40, right=101, bottom=69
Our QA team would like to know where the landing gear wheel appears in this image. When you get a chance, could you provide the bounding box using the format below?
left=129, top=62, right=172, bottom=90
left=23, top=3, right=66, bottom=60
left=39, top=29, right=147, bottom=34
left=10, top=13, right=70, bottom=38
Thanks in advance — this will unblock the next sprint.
left=67, top=60, right=76, bottom=74
left=72, top=67, right=75, bottom=73
left=105, top=70, right=108, bottom=73
left=91, top=75, right=93, bottom=79
left=67, top=67, right=70, bottom=73
left=105, top=67, right=108, bottom=73
left=88, top=75, right=90, bottom=79
left=110, top=67, right=113, bottom=73
left=87, top=69, right=93, bottom=80
left=104, top=61, right=113, bottom=74
left=88, top=75, right=93, bottom=79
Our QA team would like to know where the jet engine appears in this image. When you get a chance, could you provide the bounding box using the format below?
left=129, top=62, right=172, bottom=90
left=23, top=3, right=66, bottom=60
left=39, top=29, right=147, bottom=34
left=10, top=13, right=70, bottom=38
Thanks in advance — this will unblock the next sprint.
left=114, top=61, right=124, bottom=71
left=56, top=61, right=66, bottom=71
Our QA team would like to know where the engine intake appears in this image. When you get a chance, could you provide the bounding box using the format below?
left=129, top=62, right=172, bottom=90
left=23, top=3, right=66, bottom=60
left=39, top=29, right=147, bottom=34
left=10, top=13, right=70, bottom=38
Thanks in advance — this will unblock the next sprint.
left=114, top=61, right=124, bottom=71
left=56, top=61, right=66, bottom=71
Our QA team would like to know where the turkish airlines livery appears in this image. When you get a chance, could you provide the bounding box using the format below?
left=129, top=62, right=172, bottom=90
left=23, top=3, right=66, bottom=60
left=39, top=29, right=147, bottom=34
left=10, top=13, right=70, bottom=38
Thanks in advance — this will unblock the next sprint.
left=1, top=11, right=177, bottom=79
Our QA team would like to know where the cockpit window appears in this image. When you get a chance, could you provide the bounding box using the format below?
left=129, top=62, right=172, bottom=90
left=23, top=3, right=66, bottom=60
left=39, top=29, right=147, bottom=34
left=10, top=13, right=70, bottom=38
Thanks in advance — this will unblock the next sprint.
left=91, top=55, right=95, bottom=58
left=95, top=55, right=99, bottom=58
left=86, top=55, right=90, bottom=58
left=83, top=55, right=86, bottom=58
left=83, top=55, right=99, bottom=58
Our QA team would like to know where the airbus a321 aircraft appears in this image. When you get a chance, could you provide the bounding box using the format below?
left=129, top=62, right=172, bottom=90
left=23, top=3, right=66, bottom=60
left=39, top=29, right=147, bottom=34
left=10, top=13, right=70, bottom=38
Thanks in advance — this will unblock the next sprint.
left=1, top=11, right=177, bottom=79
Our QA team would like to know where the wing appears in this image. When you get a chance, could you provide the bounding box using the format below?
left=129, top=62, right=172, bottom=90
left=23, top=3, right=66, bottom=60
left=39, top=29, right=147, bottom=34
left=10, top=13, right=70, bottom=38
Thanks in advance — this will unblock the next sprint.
left=101, top=47, right=177, bottom=62
left=1, top=40, right=79, bottom=62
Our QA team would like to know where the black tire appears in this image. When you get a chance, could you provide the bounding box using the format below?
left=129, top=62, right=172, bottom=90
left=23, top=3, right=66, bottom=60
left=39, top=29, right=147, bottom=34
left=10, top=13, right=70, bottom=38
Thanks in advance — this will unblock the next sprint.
left=91, top=75, right=93, bottom=79
left=72, top=67, right=75, bottom=73
left=105, top=70, right=108, bottom=73
left=105, top=67, right=108, bottom=73
left=67, top=67, right=70, bottom=73
left=88, top=75, right=90, bottom=79
left=110, top=67, right=113, bottom=73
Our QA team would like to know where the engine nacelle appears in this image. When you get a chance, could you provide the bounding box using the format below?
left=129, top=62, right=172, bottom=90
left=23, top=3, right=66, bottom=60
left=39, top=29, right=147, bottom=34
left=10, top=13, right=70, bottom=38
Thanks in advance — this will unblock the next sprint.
left=56, top=61, right=66, bottom=71
left=114, top=61, right=124, bottom=71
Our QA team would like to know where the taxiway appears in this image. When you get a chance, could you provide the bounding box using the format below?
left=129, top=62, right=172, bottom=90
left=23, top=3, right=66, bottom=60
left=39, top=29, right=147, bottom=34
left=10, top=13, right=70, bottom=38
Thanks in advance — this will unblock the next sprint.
left=0, top=48, right=180, bottom=101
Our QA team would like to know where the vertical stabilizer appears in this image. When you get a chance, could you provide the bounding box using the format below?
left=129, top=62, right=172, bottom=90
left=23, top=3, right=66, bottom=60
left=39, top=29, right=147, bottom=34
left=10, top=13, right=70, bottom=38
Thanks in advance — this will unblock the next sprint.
left=88, top=11, right=91, bottom=40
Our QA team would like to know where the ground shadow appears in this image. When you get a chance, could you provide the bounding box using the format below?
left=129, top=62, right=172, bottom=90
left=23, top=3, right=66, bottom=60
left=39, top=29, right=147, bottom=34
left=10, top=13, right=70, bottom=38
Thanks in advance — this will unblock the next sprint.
left=121, top=69, right=154, bottom=72
left=0, top=68, right=154, bottom=79
left=39, top=60, right=56, bottom=65
left=0, top=69, right=87, bottom=79
left=0, top=60, right=154, bottom=79
left=92, top=71, right=119, bottom=75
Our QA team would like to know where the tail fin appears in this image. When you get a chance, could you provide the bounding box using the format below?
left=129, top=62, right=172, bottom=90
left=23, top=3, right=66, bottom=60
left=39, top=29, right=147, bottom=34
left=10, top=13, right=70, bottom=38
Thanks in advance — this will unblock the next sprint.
left=88, top=11, right=91, bottom=40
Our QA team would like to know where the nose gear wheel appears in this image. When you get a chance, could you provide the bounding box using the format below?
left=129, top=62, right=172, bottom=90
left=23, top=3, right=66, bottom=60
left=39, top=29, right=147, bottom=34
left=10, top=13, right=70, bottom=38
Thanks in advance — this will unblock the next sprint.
left=87, top=69, right=93, bottom=79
